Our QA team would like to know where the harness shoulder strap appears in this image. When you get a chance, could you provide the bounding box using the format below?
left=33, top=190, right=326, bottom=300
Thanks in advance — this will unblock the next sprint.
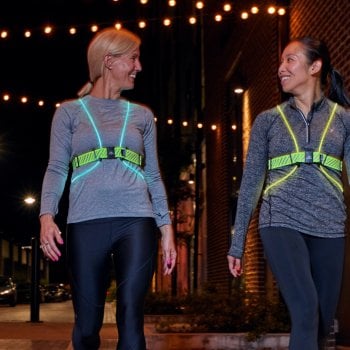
left=265, top=102, right=343, bottom=193
left=276, top=104, right=299, bottom=152
left=269, top=103, right=341, bottom=171
left=72, top=99, right=143, bottom=169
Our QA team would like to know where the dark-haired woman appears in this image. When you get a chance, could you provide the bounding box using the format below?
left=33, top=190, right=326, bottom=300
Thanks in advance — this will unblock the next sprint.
left=227, top=37, right=350, bottom=350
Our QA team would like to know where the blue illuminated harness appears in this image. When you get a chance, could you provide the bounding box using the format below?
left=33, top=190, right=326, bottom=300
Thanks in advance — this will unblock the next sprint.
left=71, top=98, right=144, bottom=183
left=71, top=99, right=143, bottom=169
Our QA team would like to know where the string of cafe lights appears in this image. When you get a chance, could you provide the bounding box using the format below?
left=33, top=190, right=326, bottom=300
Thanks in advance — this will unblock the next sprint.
left=1, top=93, right=237, bottom=131
left=0, top=1, right=287, bottom=40
left=0, top=0, right=285, bottom=132
left=0, top=92, right=237, bottom=131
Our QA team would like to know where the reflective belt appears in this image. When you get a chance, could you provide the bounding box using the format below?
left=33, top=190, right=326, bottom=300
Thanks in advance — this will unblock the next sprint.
left=268, top=151, right=342, bottom=171
left=72, top=146, right=143, bottom=169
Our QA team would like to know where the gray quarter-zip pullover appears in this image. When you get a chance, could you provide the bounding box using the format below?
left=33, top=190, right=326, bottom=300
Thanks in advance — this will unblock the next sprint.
left=229, top=97, right=350, bottom=258
left=40, top=95, right=171, bottom=227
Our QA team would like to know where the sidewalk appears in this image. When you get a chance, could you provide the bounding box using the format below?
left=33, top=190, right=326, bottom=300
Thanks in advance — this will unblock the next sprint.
left=0, top=302, right=349, bottom=349
left=0, top=321, right=349, bottom=350
left=0, top=301, right=119, bottom=349
left=0, top=322, right=118, bottom=350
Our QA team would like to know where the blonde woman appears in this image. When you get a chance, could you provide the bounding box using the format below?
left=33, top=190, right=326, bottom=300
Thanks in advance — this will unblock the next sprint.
left=40, top=27, right=176, bottom=350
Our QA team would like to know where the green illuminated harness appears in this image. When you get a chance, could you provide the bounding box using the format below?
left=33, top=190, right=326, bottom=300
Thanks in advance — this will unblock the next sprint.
left=264, top=103, right=343, bottom=194
left=71, top=99, right=144, bottom=170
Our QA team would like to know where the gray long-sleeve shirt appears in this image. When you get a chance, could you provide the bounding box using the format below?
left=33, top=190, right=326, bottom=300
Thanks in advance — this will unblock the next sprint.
left=228, top=97, right=350, bottom=258
left=40, top=95, right=171, bottom=227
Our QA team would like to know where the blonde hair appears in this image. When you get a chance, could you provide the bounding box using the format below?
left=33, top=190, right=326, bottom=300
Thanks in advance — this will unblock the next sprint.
left=78, top=27, right=141, bottom=97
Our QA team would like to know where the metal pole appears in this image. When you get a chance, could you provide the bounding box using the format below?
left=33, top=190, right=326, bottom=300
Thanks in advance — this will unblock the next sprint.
left=30, top=236, right=40, bottom=322
left=193, top=6, right=205, bottom=292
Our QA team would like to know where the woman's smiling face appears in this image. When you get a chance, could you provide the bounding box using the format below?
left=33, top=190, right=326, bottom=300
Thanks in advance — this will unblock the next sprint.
left=278, top=41, right=315, bottom=96
left=107, top=47, right=142, bottom=92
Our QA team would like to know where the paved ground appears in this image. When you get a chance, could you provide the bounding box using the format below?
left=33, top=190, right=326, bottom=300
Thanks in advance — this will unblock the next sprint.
left=0, top=302, right=162, bottom=349
left=0, top=322, right=119, bottom=349
left=0, top=302, right=349, bottom=349
left=0, top=301, right=118, bottom=349
left=0, top=322, right=349, bottom=350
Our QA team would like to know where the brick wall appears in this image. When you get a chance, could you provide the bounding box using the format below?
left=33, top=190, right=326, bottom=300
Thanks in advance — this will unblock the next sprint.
left=290, top=0, right=350, bottom=81
left=229, top=14, right=282, bottom=297
left=204, top=6, right=282, bottom=292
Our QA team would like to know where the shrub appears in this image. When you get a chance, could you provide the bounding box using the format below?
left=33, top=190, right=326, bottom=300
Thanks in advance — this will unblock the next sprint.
left=106, top=280, right=116, bottom=302
left=144, top=284, right=291, bottom=341
left=106, top=282, right=290, bottom=340
left=144, top=291, right=184, bottom=315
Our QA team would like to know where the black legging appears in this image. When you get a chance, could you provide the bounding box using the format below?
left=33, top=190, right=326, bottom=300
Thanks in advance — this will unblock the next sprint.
left=67, top=217, right=158, bottom=350
left=260, top=227, right=345, bottom=350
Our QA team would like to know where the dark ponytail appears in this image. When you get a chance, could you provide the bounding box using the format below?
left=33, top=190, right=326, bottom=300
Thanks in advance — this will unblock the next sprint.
left=295, top=36, right=350, bottom=107
left=328, top=67, right=350, bottom=107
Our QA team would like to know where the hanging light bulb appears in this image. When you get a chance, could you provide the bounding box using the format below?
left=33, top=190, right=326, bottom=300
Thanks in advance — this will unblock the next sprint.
left=114, top=22, right=123, bottom=30
left=189, top=16, right=197, bottom=24
left=215, top=14, right=223, bottom=22
left=267, top=6, right=276, bottom=14
left=69, top=27, right=77, bottom=35
left=90, top=25, right=99, bottom=32
left=1, top=31, right=8, bottom=39
left=196, top=1, right=204, bottom=10
left=138, top=21, right=147, bottom=29
left=251, top=6, right=259, bottom=14
left=241, top=12, right=249, bottom=19
left=223, top=3, right=232, bottom=12
left=278, top=7, right=286, bottom=15
left=44, top=26, right=53, bottom=35
left=163, top=18, right=172, bottom=26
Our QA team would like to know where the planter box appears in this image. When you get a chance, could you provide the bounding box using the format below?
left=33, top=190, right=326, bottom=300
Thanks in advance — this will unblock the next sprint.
left=144, top=315, right=290, bottom=349
left=145, top=332, right=290, bottom=350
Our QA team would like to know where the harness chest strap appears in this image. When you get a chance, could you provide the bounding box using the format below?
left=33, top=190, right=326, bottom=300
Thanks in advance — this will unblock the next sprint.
left=268, top=151, right=342, bottom=171
left=72, top=146, right=143, bottom=169
left=268, top=103, right=342, bottom=172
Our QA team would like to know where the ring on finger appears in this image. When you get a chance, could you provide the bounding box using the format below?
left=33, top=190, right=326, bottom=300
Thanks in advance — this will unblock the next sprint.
left=40, top=242, right=50, bottom=250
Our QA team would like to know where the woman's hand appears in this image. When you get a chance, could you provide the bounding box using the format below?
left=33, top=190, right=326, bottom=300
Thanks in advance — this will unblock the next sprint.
left=40, top=214, right=64, bottom=261
left=227, top=255, right=243, bottom=277
left=159, top=224, right=177, bottom=275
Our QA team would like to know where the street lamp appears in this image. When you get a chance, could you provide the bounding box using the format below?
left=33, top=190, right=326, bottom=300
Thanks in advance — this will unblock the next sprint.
left=24, top=196, right=36, bottom=205
left=23, top=195, right=41, bottom=323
